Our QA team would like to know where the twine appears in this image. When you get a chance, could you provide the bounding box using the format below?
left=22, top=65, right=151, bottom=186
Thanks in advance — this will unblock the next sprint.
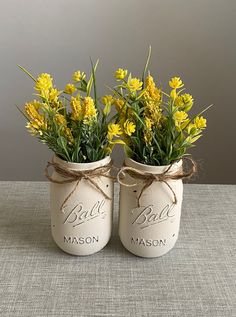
left=45, top=159, right=115, bottom=211
left=117, top=156, right=197, bottom=207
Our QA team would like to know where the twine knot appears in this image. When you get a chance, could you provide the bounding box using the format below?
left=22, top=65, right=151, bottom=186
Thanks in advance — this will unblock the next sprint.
left=45, top=158, right=115, bottom=211
left=117, top=156, right=197, bottom=207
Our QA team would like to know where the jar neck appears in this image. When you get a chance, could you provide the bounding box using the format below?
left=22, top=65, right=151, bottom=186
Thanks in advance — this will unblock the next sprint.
left=53, top=155, right=111, bottom=171
left=125, top=157, right=182, bottom=174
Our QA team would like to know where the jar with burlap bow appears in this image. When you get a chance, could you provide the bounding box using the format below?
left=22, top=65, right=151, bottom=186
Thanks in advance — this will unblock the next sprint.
left=46, top=155, right=114, bottom=256
left=118, top=157, right=196, bottom=258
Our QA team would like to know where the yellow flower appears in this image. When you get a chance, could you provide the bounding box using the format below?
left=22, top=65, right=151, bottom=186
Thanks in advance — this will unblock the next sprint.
left=83, top=97, right=97, bottom=120
left=123, top=120, right=136, bottom=136
left=115, top=68, right=128, bottom=80
left=195, top=116, right=207, bottom=129
left=54, top=113, right=67, bottom=126
left=107, top=123, right=122, bottom=141
left=144, top=75, right=161, bottom=101
left=101, top=95, right=114, bottom=105
left=64, top=83, right=76, bottom=94
left=144, top=131, right=152, bottom=145
left=64, top=127, right=74, bottom=144
left=73, top=71, right=86, bottom=82
left=127, top=78, right=143, bottom=92
left=26, top=120, right=46, bottom=135
left=35, top=73, right=53, bottom=92
left=169, top=77, right=184, bottom=89
left=174, top=111, right=188, bottom=125
left=48, top=88, right=61, bottom=103
left=144, top=117, right=153, bottom=130
left=114, top=98, right=125, bottom=113
left=70, top=96, right=83, bottom=121
left=25, top=100, right=43, bottom=121
left=175, top=93, right=194, bottom=111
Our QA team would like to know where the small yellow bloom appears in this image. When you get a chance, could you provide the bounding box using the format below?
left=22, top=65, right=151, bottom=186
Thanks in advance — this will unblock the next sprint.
left=175, top=93, right=194, bottom=111
left=73, top=70, right=86, bottom=82
left=123, top=120, right=136, bottom=136
left=48, top=88, right=61, bottom=103
left=144, top=117, right=153, bottom=130
left=64, top=83, right=76, bottom=94
left=114, top=98, right=125, bottom=112
left=70, top=96, right=83, bottom=121
left=83, top=97, right=97, bottom=120
left=195, top=116, right=207, bottom=129
left=25, top=100, right=43, bottom=121
left=127, top=78, right=143, bottom=92
left=54, top=113, right=67, bottom=126
left=26, top=121, right=45, bottom=135
left=101, top=95, right=114, bottom=105
left=107, top=123, right=122, bottom=141
left=144, top=131, right=152, bottom=145
left=144, top=75, right=161, bottom=102
left=64, top=127, right=74, bottom=144
left=169, top=77, right=184, bottom=89
left=35, top=73, right=53, bottom=92
left=174, top=111, right=188, bottom=125
left=115, top=68, right=128, bottom=80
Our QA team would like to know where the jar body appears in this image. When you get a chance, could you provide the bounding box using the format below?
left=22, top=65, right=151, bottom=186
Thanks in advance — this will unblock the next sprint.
left=50, top=156, right=113, bottom=256
left=119, top=158, right=183, bottom=258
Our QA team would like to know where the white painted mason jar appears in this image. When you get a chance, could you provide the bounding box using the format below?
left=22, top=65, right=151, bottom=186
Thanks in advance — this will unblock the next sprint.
left=119, top=158, right=183, bottom=258
left=50, top=155, right=113, bottom=256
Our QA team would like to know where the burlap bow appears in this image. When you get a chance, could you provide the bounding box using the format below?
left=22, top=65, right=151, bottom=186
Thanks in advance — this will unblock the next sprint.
left=45, top=159, right=115, bottom=211
left=117, top=156, right=197, bottom=207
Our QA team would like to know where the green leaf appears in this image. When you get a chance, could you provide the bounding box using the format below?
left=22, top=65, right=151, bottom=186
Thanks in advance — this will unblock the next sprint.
left=87, top=59, right=99, bottom=96
left=18, top=65, right=36, bottom=82
left=142, top=46, right=152, bottom=88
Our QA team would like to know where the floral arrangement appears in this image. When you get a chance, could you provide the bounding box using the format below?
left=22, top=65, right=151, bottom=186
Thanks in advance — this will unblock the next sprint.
left=19, top=61, right=117, bottom=163
left=108, top=49, right=211, bottom=165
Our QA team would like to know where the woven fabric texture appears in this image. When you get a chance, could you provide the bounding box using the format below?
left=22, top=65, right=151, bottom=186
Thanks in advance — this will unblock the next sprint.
left=0, top=182, right=235, bottom=317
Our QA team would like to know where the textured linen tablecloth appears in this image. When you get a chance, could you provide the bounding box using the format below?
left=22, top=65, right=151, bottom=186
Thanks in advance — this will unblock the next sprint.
left=0, top=182, right=235, bottom=317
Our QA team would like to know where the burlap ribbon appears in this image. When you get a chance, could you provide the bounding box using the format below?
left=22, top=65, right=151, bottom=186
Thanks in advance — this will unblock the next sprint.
left=117, top=156, right=197, bottom=207
left=45, top=159, right=115, bottom=211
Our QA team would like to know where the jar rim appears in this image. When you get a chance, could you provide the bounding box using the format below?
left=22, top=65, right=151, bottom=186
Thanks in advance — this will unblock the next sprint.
left=53, top=155, right=111, bottom=171
left=125, top=157, right=182, bottom=173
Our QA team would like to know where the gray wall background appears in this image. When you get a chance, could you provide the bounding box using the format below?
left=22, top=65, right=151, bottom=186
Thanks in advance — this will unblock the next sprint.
left=0, top=0, right=235, bottom=183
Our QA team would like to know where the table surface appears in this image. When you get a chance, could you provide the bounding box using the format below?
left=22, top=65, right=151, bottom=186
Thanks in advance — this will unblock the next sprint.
left=0, top=182, right=235, bottom=317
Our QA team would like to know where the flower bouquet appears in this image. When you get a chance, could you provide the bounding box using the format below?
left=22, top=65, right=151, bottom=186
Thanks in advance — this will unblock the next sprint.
left=110, top=48, right=210, bottom=257
left=19, top=62, right=115, bottom=255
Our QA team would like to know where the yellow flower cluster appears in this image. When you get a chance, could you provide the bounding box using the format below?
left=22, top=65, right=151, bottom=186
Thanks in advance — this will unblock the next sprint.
left=169, top=77, right=184, bottom=89
left=54, top=113, right=67, bottom=126
left=123, top=120, right=136, bottom=136
left=53, top=113, right=74, bottom=144
left=83, top=97, right=97, bottom=120
left=73, top=70, right=86, bottom=82
left=115, top=68, right=127, bottom=80
left=25, top=100, right=47, bottom=135
left=70, top=96, right=97, bottom=123
left=143, top=75, right=162, bottom=129
left=127, top=78, right=143, bottom=92
left=35, top=73, right=53, bottom=92
left=34, top=73, right=61, bottom=106
left=64, top=83, right=76, bottom=94
left=71, top=97, right=83, bottom=121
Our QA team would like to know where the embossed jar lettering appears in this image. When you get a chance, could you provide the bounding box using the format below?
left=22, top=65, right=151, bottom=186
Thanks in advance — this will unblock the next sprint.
left=119, top=158, right=183, bottom=258
left=50, top=156, right=113, bottom=256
